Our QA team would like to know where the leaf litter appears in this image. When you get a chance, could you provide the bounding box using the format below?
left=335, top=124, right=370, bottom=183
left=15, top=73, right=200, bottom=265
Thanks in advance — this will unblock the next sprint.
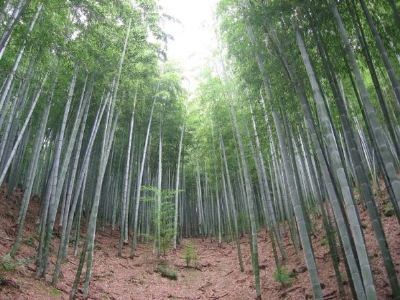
left=0, top=183, right=399, bottom=299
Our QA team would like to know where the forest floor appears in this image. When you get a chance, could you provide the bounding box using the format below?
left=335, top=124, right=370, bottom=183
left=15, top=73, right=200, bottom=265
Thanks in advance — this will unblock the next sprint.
left=0, top=183, right=399, bottom=300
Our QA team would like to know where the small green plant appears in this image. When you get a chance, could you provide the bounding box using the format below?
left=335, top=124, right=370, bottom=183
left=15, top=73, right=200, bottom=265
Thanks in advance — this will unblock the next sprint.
left=353, top=185, right=362, bottom=204
left=338, top=271, right=348, bottom=286
left=23, top=237, right=35, bottom=248
left=0, top=254, right=18, bottom=273
left=140, top=273, right=147, bottom=284
left=321, top=227, right=337, bottom=247
left=0, top=254, right=34, bottom=277
left=50, top=287, right=62, bottom=295
left=306, top=200, right=321, bottom=219
left=274, top=265, right=294, bottom=287
left=321, top=235, right=328, bottom=246
left=369, top=252, right=379, bottom=260
left=141, top=186, right=177, bottom=256
left=383, top=202, right=395, bottom=217
left=183, top=241, right=198, bottom=268
left=158, top=201, right=175, bottom=256
left=156, top=263, right=178, bottom=280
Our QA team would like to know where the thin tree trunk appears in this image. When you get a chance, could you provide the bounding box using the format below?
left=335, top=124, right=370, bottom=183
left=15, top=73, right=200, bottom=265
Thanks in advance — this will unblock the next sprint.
left=52, top=75, right=94, bottom=285
left=173, top=125, right=184, bottom=249
left=0, top=0, right=31, bottom=60
left=70, top=93, right=119, bottom=298
left=131, top=95, right=157, bottom=254
left=65, top=95, right=108, bottom=258
left=156, top=123, right=163, bottom=255
left=10, top=97, right=51, bottom=257
left=273, top=108, right=323, bottom=299
left=311, top=22, right=400, bottom=298
left=36, top=67, right=77, bottom=279
left=0, top=71, right=48, bottom=186
left=346, top=0, right=400, bottom=159
left=331, top=2, right=400, bottom=224
left=0, top=2, right=42, bottom=112
left=357, top=0, right=400, bottom=107
left=256, top=97, right=287, bottom=262
left=221, top=67, right=261, bottom=297
left=119, top=97, right=137, bottom=256
left=219, top=133, right=244, bottom=271
left=263, top=17, right=363, bottom=299
left=296, top=26, right=376, bottom=299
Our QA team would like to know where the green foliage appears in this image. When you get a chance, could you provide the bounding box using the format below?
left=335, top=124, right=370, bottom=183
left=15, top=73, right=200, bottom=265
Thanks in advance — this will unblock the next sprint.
left=141, top=186, right=177, bottom=255
left=183, top=241, right=199, bottom=268
left=157, top=201, right=175, bottom=256
left=273, top=265, right=294, bottom=287
left=237, top=212, right=250, bottom=234
left=353, top=185, right=363, bottom=204
left=0, top=254, right=18, bottom=273
left=321, top=230, right=337, bottom=247
left=382, top=202, right=395, bottom=217
left=23, top=237, right=36, bottom=248
left=50, top=287, right=62, bottom=295
left=338, top=272, right=348, bottom=284
left=0, top=254, right=35, bottom=277
left=306, top=198, right=321, bottom=219
left=155, top=263, right=178, bottom=280
left=321, top=235, right=328, bottom=247
left=140, top=186, right=178, bottom=201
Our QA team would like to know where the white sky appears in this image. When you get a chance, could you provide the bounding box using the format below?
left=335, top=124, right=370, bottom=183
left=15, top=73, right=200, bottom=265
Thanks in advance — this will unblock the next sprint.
left=158, top=0, right=217, bottom=92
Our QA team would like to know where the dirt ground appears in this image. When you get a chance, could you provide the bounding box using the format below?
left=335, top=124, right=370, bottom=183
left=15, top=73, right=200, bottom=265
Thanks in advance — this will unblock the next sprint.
left=0, top=184, right=399, bottom=300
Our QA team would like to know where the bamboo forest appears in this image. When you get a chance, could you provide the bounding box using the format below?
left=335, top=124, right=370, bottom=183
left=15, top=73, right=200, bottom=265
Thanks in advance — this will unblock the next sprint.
left=1, top=0, right=400, bottom=299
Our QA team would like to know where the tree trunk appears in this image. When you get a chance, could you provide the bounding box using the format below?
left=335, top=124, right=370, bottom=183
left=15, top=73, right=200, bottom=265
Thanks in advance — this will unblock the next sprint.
left=173, top=125, right=184, bottom=249
left=331, top=2, right=400, bottom=225
left=132, top=95, right=157, bottom=254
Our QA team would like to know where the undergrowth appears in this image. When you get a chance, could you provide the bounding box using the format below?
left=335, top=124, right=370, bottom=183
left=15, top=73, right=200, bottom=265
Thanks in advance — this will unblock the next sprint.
left=155, top=263, right=178, bottom=280
left=0, top=254, right=19, bottom=273
left=274, top=265, right=295, bottom=287
left=183, top=241, right=199, bottom=268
